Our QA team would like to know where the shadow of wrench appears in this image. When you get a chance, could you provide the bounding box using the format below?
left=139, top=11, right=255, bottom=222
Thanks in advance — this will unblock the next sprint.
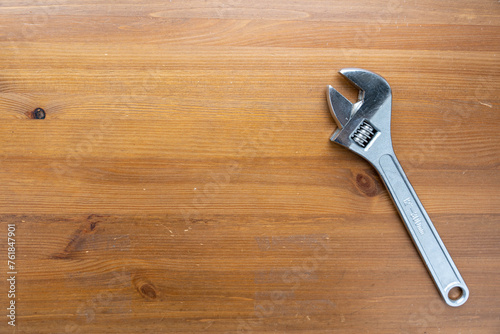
left=326, top=68, right=468, bottom=307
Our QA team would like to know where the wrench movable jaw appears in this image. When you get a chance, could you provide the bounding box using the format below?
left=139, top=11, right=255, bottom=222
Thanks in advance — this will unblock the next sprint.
left=327, top=85, right=353, bottom=129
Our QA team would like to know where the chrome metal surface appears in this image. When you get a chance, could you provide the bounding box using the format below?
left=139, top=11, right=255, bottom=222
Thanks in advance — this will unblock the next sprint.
left=327, top=68, right=469, bottom=307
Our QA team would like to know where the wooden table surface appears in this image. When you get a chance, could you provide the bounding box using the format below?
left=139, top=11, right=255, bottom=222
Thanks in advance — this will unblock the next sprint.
left=0, top=1, right=499, bottom=333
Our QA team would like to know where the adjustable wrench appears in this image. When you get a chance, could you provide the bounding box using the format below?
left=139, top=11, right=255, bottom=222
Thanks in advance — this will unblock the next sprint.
left=326, top=68, right=468, bottom=307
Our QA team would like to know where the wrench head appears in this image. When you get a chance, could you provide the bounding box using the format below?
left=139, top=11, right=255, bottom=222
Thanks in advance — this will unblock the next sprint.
left=326, top=68, right=393, bottom=159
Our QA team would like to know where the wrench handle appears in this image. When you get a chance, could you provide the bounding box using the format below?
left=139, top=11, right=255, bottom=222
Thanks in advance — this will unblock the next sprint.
left=376, top=153, right=468, bottom=307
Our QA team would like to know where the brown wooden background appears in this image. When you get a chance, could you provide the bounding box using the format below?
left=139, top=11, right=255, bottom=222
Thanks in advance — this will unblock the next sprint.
left=0, top=1, right=499, bottom=333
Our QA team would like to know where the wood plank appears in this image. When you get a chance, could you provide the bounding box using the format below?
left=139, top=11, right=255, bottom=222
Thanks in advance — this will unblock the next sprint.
left=0, top=1, right=499, bottom=333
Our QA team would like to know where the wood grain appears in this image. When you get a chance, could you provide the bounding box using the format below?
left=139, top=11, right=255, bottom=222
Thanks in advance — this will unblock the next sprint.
left=0, top=1, right=499, bottom=333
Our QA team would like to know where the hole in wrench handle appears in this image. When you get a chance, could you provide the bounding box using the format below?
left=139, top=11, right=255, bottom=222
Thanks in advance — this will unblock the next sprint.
left=376, top=153, right=469, bottom=307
